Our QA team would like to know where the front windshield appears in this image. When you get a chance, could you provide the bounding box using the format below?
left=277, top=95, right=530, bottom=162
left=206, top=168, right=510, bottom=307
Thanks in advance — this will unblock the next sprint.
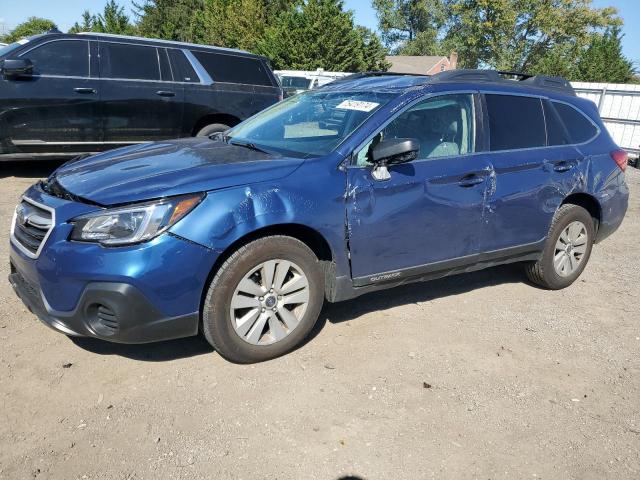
left=227, top=90, right=397, bottom=157
left=281, top=76, right=312, bottom=89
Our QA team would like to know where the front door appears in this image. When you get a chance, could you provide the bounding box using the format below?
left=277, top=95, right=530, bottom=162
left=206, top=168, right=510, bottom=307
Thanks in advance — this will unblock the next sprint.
left=346, top=93, right=492, bottom=284
left=3, top=38, right=102, bottom=153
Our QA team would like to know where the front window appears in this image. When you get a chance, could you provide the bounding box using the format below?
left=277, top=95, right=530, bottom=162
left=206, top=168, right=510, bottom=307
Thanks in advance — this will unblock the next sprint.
left=356, top=93, right=476, bottom=166
left=21, top=40, right=89, bottom=77
left=227, top=90, right=397, bottom=157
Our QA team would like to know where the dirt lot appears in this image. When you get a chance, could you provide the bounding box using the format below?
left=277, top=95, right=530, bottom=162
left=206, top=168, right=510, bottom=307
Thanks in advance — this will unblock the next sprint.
left=0, top=162, right=638, bottom=480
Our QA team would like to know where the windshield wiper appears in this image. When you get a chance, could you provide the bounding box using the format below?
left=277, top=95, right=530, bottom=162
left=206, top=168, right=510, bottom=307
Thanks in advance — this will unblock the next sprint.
left=229, top=140, right=271, bottom=154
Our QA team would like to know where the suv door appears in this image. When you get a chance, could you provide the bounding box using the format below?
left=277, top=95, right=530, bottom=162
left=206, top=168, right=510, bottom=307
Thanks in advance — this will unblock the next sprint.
left=98, top=41, right=184, bottom=142
left=346, top=93, right=492, bottom=284
left=479, top=94, right=584, bottom=253
left=2, top=38, right=101, bottom=154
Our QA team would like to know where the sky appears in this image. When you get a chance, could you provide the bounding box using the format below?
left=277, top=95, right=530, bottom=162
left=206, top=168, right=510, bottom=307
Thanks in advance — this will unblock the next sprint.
left=1, top=0, right=638, bottom=63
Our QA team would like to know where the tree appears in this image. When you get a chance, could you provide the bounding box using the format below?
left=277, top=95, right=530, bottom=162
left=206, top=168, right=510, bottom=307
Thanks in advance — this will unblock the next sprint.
left=258, top=0, right=381, bottom=71
left=2, top=17, right=57, bottom=43
left=575, top=27, right=635, bottom=83
left=372, top=0, right=446, bottom=51
left=357, top=26, right=391, bottom=70
left=135, top=0, right=208, bottom=43
left=69, top=11, right=95, bottom=34
left=444, top=0, right=621, bottom=74
left=374, top=0, right=623, bottom=77
left=70, top=1, right=135, bottom=35
left=94, top=0, right=136, bottom=34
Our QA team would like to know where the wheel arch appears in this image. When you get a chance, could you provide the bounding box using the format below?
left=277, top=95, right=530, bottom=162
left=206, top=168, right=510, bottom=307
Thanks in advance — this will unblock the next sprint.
left=561, top=192, right=601, bottom=232
left=198, top=223, right=335, bottom=319
left=191, top=113, right=241, bottom=136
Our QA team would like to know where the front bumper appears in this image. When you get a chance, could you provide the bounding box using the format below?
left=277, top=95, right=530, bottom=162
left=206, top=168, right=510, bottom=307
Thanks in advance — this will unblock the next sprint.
left=9, top=185, right=218, bottom=343
left=9, top=267, right=198, bottom=343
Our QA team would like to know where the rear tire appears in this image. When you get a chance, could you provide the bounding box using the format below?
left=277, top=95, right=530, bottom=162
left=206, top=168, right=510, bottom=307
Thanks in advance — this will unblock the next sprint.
left=202, top=236, right=324, bottom=363
left=196, top=123, right=230, bottom=137
left=525, top=204, right=595, bottom=289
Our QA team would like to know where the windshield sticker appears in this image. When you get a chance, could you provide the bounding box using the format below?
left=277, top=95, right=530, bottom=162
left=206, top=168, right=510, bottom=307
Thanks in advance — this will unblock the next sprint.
left=336, top=100, right=380, bottom=112
left=17, top=38, right=30, bottom=45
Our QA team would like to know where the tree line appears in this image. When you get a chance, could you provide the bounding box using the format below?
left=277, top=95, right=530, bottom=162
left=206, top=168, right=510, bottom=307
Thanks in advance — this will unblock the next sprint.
left=2, top=0, right=636, bottom=83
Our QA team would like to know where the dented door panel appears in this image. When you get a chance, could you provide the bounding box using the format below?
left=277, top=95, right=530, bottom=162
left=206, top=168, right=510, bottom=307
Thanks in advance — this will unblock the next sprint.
left=345, top=155, right=493, bottom=281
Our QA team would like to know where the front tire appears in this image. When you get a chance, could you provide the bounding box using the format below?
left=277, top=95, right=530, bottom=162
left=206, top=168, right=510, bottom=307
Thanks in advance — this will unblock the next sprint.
left=525, top=204, right=595, bottom=289
left=202, top=236, right=325, bottom=363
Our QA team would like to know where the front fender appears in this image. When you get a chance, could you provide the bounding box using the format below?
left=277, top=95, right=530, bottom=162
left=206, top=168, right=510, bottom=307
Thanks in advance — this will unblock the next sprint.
left=169, top=161, right=350, bottom=278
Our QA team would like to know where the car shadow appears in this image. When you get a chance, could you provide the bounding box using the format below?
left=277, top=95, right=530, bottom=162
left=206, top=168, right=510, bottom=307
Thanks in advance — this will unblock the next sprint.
left=69, top=334, right=214, bottom=362
left=68, top=264, right=525, bottom=362
left=310, top=263, right=525, bottom=335
left=0, top=160, right=66, bottom=179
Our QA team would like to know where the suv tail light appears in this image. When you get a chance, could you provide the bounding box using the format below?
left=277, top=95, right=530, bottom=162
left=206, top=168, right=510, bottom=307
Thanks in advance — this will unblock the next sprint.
left=610, top=149, right=628, bottom=171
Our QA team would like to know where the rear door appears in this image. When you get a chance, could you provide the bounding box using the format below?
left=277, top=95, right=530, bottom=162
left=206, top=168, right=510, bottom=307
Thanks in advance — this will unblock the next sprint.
left=3, top=38, right=102, bottom=153
left=479, top=93, right=582, bottom=253
left=99, top=41, right=184, bottom=142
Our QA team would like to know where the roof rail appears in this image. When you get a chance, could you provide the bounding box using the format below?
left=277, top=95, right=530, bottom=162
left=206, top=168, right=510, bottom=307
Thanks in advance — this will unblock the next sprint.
left=76, top=32, right=252, bottom=56
left=429, top=69, right=575, bottom=95
left=330, top=71, right=429, bottom=84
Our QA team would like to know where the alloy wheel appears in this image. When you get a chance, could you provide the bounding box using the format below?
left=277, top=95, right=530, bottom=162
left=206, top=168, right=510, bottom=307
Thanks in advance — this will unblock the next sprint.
left=553, top=220, right=588, bottom=277
left=229, top=259, right=310, bottom=345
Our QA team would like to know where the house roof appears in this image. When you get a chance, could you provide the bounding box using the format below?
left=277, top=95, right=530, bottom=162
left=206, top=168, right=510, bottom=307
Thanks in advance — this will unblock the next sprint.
left=385, top=55, right=448, bottom=75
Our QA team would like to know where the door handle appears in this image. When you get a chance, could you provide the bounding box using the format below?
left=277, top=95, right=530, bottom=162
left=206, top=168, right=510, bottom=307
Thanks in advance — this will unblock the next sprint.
left=458, top=173, right=485, bottom=188
left=73, top=87, right=96, bottom=94
left=156, top=90, right=175, bottom=97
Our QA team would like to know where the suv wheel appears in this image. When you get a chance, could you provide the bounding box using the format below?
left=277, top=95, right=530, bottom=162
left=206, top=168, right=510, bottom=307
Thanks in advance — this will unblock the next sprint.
left=202, top=236, right=324, bottom=363
left=196, top=123, right=230, bottom=137
left=525, top=204, right=595, bottom=289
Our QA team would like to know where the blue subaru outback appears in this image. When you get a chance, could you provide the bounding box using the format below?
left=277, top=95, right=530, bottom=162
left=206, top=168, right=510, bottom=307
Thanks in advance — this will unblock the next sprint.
left=9, top=70, right=629, bottom=363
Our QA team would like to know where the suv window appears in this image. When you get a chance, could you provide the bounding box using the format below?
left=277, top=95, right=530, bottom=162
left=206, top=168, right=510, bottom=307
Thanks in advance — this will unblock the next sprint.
left=356, top=94, right=475, bottom=166
left=553, top=102, right=598, bottom=144
left=100, top=42, right=160, bottom=81
left=168, top=49, right=198, bottom=83
left=543, top=100, right=570, bottom=146
left=21, top=40, right=89, bottom=77
left=191, top=51, right=273, bottom=86
left=486, top=94, right=546, bottom=151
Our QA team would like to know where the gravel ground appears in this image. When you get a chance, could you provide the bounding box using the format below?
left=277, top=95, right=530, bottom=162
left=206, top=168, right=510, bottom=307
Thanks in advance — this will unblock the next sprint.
left=0, top=162, right=638, bottom=480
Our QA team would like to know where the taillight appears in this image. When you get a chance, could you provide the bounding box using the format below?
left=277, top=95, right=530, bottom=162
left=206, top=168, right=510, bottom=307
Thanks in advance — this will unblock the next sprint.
left=610, top=149, right=628, bottom=171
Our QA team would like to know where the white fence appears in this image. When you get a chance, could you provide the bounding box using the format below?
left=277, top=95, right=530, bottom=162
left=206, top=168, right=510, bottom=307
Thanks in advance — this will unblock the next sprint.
left=572, top=82, right=640, bottom=156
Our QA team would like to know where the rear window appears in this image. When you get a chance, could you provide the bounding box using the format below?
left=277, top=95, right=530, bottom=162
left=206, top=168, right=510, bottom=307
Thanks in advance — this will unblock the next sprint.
left=22, top=40, right=89, bottom=77
left=168, top=49, right=198, bottom=83
left=100, top=42, right=160, bottom=81
left=191, top=50, right=273, bottom=86
left=486, top=94, right=546, bottom=151
left=553, top=102, right=598, bottom=144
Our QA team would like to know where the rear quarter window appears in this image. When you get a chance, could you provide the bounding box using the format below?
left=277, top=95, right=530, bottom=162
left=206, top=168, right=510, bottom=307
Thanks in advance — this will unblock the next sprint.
left=552, top=102, right=598, bottom=144
left=486, top=94, right=546, bottom=151
left=191, top=50, right=273, bottom=86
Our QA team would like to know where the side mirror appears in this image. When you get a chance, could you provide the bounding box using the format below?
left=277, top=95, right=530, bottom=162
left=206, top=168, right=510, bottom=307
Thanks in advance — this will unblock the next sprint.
left=370, top=138, right=419, bottom=180
left=2, top=58, right=33, bottom=77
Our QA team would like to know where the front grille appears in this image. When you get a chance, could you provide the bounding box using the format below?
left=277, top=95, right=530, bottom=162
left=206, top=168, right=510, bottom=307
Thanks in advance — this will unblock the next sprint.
left=11, top=198, right=54, bottom=257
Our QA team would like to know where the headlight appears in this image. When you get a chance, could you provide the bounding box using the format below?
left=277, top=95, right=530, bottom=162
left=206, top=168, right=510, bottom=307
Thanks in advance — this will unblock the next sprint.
left=70, top=193, right=204, bottom=246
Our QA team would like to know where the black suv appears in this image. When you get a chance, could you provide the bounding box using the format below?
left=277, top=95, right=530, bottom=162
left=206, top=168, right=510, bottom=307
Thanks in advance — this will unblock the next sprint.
left=0, top=32, right=282, bottom=160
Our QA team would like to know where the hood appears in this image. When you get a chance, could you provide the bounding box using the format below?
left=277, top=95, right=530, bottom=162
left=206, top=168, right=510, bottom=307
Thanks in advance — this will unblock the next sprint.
left=52, top=138, right=304, bottom=205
